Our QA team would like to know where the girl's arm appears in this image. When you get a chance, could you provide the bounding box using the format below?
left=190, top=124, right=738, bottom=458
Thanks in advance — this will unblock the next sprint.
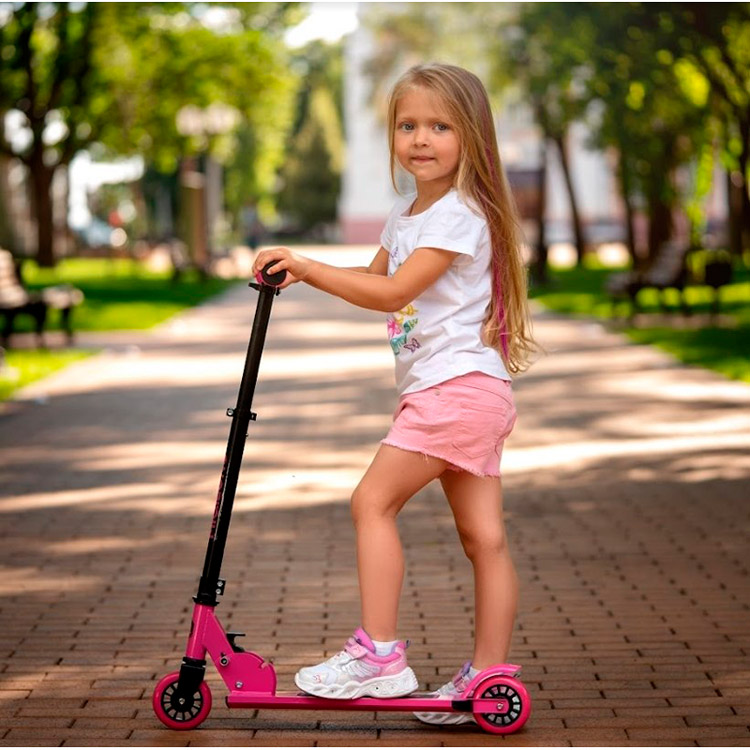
left=343, top=247, right=389, bottom=276
left=252, top=245, right=457, bottom=313
left=266, top=247, right=389, bottom=288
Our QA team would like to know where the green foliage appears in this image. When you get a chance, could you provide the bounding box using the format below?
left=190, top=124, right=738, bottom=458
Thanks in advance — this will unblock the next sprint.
left=287, top=39, right=344, bottom=133
left=276, top=40, right=344, bottom=234
left=87, top=4, right=300, bottom=174
left=362, top=3, right=750, bottom=261
left=0, top=3, right=98, bottom=164
left=0, top=3, right=302, bottom=262
left=492, top=3, right=591, bottom=138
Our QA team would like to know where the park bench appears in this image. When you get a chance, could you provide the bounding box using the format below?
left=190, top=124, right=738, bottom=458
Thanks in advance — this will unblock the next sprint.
left=0, top=248, right=84, bottom=347
left=605, top=241, right=733, bottom=320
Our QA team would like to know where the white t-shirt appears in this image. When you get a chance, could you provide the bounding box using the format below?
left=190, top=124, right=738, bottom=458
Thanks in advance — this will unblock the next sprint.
left=379, top=188, right=511, bottom=396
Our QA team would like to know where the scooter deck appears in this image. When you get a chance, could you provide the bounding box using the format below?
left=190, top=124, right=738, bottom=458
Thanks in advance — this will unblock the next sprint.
left=227, top=691, right=507, bottom=713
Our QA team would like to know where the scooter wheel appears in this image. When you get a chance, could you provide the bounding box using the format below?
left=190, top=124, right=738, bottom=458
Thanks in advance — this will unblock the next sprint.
left=472, top=675, right=531, bottom=735
left=153, top=671, right=212, bottom=730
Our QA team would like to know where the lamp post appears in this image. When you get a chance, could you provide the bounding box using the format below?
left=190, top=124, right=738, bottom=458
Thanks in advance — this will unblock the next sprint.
left=175, top=104, right=240, bottom=274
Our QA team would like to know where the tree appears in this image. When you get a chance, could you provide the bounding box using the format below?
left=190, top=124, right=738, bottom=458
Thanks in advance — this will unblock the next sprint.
left=0, top=3, right=99, bottom=266
left=656, top=3, right=750, bottom=256
left=0, top=152, right=18, bottom=251
left=492, top=3, right=592, bottom=268
left=0, top=2, right=301, bottom=265
left=573, top=4, right=711, bottom=262
left=277, top=39, right=344, bottom=235
left=278, top=85, right=343, bottom=234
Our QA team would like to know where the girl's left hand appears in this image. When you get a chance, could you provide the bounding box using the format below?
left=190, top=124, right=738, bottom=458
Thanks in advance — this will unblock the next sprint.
left=252, top=246, right=311, bottom=287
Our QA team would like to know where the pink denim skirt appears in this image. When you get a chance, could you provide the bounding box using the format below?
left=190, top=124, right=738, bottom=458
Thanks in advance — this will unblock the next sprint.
left=381, top=371, right=517, bottom=478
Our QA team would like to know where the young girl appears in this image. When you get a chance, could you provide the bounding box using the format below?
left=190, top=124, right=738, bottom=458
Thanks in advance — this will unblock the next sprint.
left=252, top=62, right=535, bottom=725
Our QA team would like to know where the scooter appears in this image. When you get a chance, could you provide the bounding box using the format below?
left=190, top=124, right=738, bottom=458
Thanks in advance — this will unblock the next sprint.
left=152, top=264, right=532, bottom=735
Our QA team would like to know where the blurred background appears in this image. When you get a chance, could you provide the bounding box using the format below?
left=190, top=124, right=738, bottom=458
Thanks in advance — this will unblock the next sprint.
left=1, top=1, right=749, bottom=394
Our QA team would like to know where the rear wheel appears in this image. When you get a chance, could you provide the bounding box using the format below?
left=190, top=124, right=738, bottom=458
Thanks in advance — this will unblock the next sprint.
left=472, top=675, right=531, bottom=735
left=153, top=671, right=212, bottom=730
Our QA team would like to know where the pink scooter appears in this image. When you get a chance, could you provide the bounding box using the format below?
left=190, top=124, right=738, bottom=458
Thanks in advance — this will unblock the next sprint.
left=153, top=265, right=532, bottom=735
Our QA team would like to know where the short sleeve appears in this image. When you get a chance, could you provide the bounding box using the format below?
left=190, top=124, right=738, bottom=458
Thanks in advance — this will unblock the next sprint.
left=415, top=197, right=488, bottom=258
left=379, top=196, right=413, bottom=251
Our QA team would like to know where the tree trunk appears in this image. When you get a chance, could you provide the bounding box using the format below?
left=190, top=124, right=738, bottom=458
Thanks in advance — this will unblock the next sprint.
left=29, top=150, right=56, bottom=267
left=618, top=176, right=639, bottom=268
left=533, top=142, right=548, bottom=285
left=552, top=131, right=586, bottom=265
left=0, top=155, right=19, bottom=253
left=622, top=195, right=637, bottom=268
left=612, top=146, right=638, bottom=267
left=646, top=187, right=673, bottom=261
left=738, top=115, right=750, bottom=255
left=0, top=109, right=20, bottom=254
left=727, top=168, right=743, bottom=257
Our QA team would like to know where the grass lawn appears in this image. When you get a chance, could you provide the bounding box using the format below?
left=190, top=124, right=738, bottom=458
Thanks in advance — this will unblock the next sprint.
left=21, top=257, right=238, bottom=331
left=530, top=260, right=750, bottom=382
left=1, top=258, right=239, bottom=401
left=0, top=348, right=95, bottom=401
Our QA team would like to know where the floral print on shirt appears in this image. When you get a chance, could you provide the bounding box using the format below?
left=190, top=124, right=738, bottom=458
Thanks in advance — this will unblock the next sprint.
left=387, top=303, right=420, bottom=355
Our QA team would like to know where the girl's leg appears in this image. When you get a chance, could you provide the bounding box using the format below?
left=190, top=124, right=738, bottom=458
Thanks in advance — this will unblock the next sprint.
left=351, top=444, right=447, bottom=642
left=440, top=471, right=518, bottom=669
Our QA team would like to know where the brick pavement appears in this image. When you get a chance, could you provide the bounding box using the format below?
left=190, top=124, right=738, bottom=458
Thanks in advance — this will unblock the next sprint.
left=1, top=246, right=749, bottom=746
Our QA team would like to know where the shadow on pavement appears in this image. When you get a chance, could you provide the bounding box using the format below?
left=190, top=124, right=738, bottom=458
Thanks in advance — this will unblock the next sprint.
left=1, top=276, right=749, bottom=745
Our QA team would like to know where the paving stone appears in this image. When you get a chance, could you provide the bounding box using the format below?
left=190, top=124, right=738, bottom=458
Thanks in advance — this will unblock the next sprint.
left=1, top=253, right=749, bottom=746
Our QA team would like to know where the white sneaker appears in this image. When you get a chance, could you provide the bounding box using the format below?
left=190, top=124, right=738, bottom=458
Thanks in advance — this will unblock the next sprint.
left=295, top=627, right=419, bottom=700
left=414, top=661, right=477, bottom=725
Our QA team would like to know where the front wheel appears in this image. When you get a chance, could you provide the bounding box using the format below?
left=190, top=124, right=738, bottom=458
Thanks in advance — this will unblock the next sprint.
left=472, top=675, right=531, bottom=735
left=153, top=671, right=212, bottom=730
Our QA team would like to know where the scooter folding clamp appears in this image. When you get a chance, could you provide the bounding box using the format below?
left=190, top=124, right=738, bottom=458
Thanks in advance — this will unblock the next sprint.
left=227, top=632, right=246, bottom=653
left=226, top=407, right=257, bottom=420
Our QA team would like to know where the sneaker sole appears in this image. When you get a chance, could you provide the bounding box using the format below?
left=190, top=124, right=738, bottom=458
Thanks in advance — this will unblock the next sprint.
left=414, top=709, right=476, bottom=725
left=295, top=666, right=419, bottom=700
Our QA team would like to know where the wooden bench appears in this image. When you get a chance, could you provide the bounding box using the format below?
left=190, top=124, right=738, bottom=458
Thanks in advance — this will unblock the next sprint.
left=605, top=242, right=733, bottom=321
left=0, top=249, right=84, bottom=347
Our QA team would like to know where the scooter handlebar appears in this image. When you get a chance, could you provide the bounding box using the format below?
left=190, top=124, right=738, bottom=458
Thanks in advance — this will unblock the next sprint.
left=256, top=261, right=287, bottom=287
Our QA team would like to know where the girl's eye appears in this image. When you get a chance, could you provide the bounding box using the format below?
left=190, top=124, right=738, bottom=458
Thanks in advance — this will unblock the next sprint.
left=399, top=123, right=414, bottom=131
left=435, top=123, right=449, bottom=131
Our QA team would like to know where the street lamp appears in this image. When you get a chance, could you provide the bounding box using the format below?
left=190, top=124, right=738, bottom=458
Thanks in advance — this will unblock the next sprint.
left=175, top=103, right=240, bottom=274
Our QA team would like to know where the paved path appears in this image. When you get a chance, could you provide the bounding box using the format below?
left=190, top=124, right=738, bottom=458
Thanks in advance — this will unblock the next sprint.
left=1, top=248, right=749, bottom=746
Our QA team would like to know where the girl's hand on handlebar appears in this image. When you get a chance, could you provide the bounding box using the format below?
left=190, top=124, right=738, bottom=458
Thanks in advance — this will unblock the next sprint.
left=253, top=247, right=309, bottom=288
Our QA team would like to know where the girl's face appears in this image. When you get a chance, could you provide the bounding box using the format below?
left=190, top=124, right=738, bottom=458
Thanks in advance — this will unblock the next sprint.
left=393, top=86, right=460, bottom=194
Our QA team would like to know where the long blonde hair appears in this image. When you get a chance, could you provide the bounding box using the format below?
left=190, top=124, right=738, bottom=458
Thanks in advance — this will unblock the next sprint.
left=386, top=63, right=536, bottom=374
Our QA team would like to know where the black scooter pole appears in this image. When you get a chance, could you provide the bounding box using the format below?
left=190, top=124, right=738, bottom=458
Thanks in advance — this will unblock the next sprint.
left=194, top=264, right=286, bottom=606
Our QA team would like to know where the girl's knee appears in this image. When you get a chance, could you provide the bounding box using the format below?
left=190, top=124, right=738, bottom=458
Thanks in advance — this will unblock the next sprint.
left=460, top=526, right=507, bottom=561
left=350, top=483, right=399, bottom=527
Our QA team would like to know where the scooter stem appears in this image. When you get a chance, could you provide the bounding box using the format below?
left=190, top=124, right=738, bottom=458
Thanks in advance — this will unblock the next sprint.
left=195, top=282, right=279, bottom=606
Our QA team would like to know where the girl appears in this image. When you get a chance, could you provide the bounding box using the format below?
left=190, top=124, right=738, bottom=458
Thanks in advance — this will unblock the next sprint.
left=252, top=63, right=535, bottom=725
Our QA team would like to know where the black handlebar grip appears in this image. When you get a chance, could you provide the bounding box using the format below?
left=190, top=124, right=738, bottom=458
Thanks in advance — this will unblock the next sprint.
left=257, top=261, right=287, bottom=287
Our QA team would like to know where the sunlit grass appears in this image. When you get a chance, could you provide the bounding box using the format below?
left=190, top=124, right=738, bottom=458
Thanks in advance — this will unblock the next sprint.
left=531, top=261, right=750, bottom=382
left=627, top=326, right=750, bottom=382
left=19, top=258, right=238, bottom=332
left=0, top=349, right=95, bottom=401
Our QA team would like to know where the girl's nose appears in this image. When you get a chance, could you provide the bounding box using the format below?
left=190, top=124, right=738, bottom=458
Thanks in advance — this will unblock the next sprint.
left=413, top=127, right=430, bottom=145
